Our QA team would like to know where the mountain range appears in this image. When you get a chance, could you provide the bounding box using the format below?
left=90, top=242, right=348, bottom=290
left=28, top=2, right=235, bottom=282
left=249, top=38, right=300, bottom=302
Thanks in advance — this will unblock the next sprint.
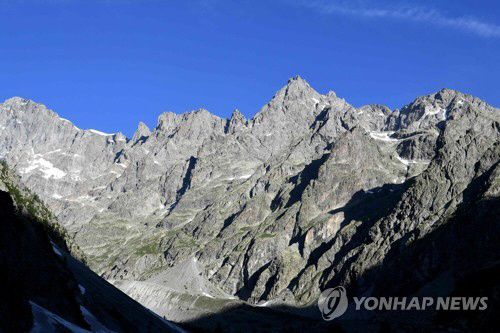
left=0, top=76, right=499, bottom=332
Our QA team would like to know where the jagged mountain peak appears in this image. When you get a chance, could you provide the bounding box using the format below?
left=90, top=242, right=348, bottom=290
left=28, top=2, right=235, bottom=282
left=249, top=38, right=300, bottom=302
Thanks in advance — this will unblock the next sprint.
left=4, top=96, right=27, bottom=104
left=229, top=109, right=246, bottom=125
left=270, top=75, right=320, bottom=102
left=437, top=87, right=460, bottom=96
left=2, top=96, right=40, bottom=108
left=231, top=108, right=245, bottom=119
left=287, top=74, right=309, bottom=86
left=285, top=74, right=315, bottom=90
left=2, top=96, right=47, bottom=113
left=132, top=121, right=151, bottom=143
left=156, top=107, right=223, bottom=124
left=226, top=109, right=247, bottom=134
left=137, top=121, right=150, bottom=133
left=389, top=87, right=499, bottom=132
left=408, top=88, right=487, bottom=109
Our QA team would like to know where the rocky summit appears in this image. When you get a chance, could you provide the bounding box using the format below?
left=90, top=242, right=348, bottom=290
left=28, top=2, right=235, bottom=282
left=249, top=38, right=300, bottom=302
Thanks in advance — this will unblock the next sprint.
left=1, top=76, right=499, bottom=332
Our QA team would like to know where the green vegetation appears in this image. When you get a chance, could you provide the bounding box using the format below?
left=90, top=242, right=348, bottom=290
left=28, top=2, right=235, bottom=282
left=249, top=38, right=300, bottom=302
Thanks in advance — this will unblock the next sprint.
left=0, top=160, right=76, bottom=255
left=177, top=238, right=198, bottom=248
left=136, top=241, right=160, bottom=256
left=193, top=295, right=234, bottom=311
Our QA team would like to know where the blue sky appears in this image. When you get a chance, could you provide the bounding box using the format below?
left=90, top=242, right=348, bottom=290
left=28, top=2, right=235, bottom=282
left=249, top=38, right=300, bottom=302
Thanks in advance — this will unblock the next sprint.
left=0, top=0, right=499, bottom=137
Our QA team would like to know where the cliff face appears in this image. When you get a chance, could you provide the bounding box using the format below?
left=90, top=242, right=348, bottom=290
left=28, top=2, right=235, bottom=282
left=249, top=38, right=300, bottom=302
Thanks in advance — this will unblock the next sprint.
left=0, top=76, right=498, bottom=327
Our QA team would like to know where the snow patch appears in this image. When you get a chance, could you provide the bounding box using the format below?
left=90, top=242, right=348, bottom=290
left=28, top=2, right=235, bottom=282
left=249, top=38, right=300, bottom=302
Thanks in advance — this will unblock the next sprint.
left=78, top=284, right=86, bottom=294
left=439, top=108, right=447, bottom=121
left=225, top=173, right=253, bottom=181
left=425, top=106, right=447, bottom=119
left=425, top=106, right=440, bottom=115
left=311, top=97, right=319, bottom=104
left=60, top=118, right=80, bottom=130
left=396, top=155, right=409, bottom=166
left=29, top=301, right=91, bottom=333
left=202, top=292, right=214, bottom=299
left=109, top=170, right=123, bottom=178
left=52, top=193, right=62, bottom=199
left=257, top=300, right=271, bottom=307
left=66, top=195, right=93, bottom=204
left=46, top=149, right=62, bottom=154
left=89, top=129, right=113, bottom=136
left=369, top=131, right=399, bottom=142
left=396, top=155, right=431, bottom=166
left=80, top=306, right=115, bottom=333
left=51, top=243, right=62, bottom=256
left=21, top=158, right=66, bottom=179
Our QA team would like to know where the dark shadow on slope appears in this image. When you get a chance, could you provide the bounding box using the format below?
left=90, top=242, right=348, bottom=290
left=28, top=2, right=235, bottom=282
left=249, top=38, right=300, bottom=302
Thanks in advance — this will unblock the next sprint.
left=224, top=118, right=231, bottom=134
left=177, top=156, right=197, bottom=199
left=131, top=135, right=149, bottom=147
left=179, top=299, right=437, bottom=333
left=65, top=249, right=179, bottom=332
left=319, top=181, right=413, bottom=289
left=179, top=302, right=347, bottom=333
left=0, top=188, right=179, bottom=333
left=347, top=160, right=499, bottom=296
left=0, top=190, right=89, bottom=333
left=236, top=261, right=271, bottom=301
left=284, top=152, right=330, bottom=209
left=192, top=159, right=499, bottom=333
left=220, top=208, right=245, bottom=233
left=309, top=107, right=330, bottom=129
left=331, top=161, right=500, bottom=332
left=168, top=156, right=198, bottom=212
left=288, top=180, right=412, bottom=291
left=181, top=192, right=499, bottom=333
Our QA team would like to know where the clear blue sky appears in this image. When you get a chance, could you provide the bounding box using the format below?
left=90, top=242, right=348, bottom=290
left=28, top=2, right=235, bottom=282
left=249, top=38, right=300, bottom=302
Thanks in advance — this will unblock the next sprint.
left=1, top=0, right=499, bottom=137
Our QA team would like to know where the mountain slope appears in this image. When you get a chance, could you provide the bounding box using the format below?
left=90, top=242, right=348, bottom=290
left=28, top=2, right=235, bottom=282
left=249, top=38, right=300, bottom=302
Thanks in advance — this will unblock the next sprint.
left=0, top=163, right=183, bottom=333
left=0, top=76, right=498, bottom=326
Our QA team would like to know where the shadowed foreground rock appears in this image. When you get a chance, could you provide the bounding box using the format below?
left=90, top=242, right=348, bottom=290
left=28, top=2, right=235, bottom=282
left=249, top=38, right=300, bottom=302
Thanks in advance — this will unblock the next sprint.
left=0, top=164, right=182, bottom=332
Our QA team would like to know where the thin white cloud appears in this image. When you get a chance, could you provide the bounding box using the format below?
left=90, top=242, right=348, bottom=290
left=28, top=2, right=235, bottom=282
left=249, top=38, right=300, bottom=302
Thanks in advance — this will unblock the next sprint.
left=293, top=0, right=500, bottom=38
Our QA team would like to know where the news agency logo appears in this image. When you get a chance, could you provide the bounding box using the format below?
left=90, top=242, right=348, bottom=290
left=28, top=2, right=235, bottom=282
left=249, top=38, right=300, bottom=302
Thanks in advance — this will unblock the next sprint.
left=317, top=286, right=348, bottom=320
left=318, top=286, right=488, bottom=321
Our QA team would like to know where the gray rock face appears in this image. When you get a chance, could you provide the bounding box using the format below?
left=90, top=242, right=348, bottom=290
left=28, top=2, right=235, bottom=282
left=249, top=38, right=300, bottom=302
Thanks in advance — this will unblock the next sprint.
left=0, top=77, right=498, bottom=323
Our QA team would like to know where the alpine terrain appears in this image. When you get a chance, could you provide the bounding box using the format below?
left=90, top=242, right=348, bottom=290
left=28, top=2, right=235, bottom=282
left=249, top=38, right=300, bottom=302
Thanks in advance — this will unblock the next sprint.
left=1, top=76, right=499, bottom=332
left=0, top=161, right=184, bottom=332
